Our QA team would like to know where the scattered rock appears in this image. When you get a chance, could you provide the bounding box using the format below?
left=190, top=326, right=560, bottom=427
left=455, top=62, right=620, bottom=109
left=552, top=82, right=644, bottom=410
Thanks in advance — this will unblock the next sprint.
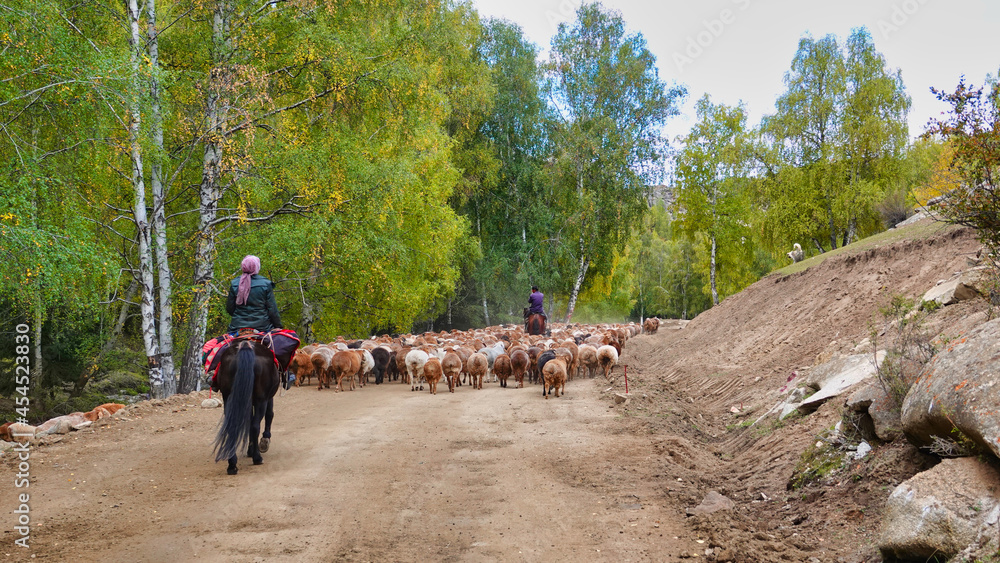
left=613, top=393, right=630, bottom=405
left=902, top=317, right=1000, bottom=457
left=201, top=398, right=223, bottom=409
left=35, top=419, right=74, bottom=436
left=772, top=353, right=886, bottom=420
left=845, top=379, right=902, bottom=441
left=853, top=441, right=871, bottom=460
left=922, top=268, right=984, bottom=306
left=797, top=352, right=885, bottom=413
left=687, top=490, right=736, bottom=516
left=0, top=422, right=36, bottom=441
left=879, top=457, right=1000, bottom=561
left=892, top=210, right=928, bottom=228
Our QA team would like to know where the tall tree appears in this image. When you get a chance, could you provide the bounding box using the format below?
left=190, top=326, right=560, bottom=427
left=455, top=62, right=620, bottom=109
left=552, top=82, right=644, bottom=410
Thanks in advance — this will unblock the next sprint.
left=763, top=33, right=846, bottom=252
left=763, top=28, right=910, bottom=252
left=447, top=17, right=554, bottom=327
left=675, top=95, right=751, bottom=305
left=544, top=2, right=684, bottom=322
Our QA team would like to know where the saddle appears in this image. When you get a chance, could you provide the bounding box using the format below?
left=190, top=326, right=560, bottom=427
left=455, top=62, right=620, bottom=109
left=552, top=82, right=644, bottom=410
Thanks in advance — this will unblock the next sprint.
left=203, top=328, right=300, bottom=388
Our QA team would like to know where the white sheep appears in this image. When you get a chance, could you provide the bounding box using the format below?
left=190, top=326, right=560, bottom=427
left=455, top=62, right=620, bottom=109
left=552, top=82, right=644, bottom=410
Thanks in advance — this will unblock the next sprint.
left=787, top=243, right=804, bottom=263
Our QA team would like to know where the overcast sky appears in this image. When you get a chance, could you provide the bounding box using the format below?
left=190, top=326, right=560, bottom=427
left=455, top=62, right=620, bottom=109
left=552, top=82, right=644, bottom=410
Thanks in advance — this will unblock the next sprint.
left=470, top=0, right=1000, bottom=143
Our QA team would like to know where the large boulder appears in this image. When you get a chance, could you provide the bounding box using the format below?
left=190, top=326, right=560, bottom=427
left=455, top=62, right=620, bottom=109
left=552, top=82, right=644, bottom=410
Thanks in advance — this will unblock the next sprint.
left=845, top=379, right=903, bottom=442
left=902, top=317, right=1000, bottom=457
left=879, top=457, right=1000, bottom=561
left=35, top=413, right=92, bottom=436
left=922, top=267, right=985, bottom=306
left=797, top=352, right=885, bottom=413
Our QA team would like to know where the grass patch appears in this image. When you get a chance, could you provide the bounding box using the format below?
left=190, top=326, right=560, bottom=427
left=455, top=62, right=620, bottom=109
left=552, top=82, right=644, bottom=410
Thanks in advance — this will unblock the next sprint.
left=726, top=420, right=754, bottom=431
left=787, top=440, right=845, bottom=490
left=771, top=218, right=962, bottom=277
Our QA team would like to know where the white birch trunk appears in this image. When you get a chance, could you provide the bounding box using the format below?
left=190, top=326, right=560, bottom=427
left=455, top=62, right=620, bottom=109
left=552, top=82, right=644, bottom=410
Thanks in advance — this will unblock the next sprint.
left=146, top=0, right=175, bottom=396
left=564, top=250, right=589, bottom=324
left=179, top=0, right=229, bottom=393
left=710, top=234, right=719, bottom=306
left=127, top=0, right=163, bottom=396
left=564, top=171, right=589, bottom=324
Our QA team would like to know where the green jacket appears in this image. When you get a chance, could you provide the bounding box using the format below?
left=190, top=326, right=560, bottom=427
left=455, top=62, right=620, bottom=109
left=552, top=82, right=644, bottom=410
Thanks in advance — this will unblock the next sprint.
left=226, top=274, right=282, bottom=332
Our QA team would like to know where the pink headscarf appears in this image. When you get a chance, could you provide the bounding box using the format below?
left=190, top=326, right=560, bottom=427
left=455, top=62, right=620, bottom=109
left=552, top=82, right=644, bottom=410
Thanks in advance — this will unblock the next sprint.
left=236, top=255, right=261, bottom=305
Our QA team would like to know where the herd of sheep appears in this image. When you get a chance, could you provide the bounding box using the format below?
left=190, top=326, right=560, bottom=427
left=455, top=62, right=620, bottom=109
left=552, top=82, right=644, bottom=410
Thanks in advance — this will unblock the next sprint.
left=286, top=318, right=661, bottom=399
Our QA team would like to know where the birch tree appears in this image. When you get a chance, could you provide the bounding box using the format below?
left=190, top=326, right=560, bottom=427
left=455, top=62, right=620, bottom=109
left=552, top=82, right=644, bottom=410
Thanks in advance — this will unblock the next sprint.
left=763, top=28, right=909, bottom=252
left=675, top=95, right=752, bottom=306
left=544, top=2, right=683, bottom=322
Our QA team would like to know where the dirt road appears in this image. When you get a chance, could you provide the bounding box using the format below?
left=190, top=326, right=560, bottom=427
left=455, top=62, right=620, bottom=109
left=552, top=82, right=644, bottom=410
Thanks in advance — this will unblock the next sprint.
left=4, top=375, right=700, bottom=562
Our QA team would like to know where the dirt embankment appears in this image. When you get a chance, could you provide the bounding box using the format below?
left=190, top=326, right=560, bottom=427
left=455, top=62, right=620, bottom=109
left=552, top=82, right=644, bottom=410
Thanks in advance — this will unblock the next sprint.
left=1, top=219, right=989, bottom=563
left=616, top=222, right=987, bottom=562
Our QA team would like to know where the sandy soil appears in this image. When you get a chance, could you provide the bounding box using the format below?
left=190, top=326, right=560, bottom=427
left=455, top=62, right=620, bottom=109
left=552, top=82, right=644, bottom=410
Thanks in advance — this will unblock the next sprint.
left=3, top=378, right=703, bottom=562
left=2, top=217, right=990, bottom=563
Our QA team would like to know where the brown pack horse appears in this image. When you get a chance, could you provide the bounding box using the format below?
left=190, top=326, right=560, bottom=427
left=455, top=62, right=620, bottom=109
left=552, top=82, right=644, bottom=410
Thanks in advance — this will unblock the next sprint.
left=526, top=313, right=546, bottom=336
left=213, top=339, right=279, bottom=475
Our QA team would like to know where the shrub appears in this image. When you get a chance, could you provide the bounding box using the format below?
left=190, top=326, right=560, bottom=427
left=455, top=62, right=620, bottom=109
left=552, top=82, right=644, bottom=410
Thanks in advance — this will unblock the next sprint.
left=870, top=294, right=937, bottom=410
left=923, top=78, right=1000, bottom=252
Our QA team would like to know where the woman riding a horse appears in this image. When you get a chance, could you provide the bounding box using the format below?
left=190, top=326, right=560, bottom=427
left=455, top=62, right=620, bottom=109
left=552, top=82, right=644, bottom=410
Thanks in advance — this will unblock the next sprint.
left=212, top=255, right=292, bottom=475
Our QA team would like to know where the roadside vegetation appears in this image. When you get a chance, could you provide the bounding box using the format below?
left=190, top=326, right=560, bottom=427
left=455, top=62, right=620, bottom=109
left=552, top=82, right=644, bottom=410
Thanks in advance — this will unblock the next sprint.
left=1, top=1, right=997, bottom=414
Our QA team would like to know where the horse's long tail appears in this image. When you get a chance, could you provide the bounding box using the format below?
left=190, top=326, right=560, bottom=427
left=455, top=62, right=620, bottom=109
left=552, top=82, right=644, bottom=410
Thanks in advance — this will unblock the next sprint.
left=213, top=343, right=256, bottom=462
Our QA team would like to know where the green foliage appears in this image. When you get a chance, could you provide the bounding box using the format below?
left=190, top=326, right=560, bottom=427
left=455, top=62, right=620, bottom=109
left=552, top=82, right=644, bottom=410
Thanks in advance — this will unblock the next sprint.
left=676, top=95, right=767, bottom=305
left=442, top=18, right=554, bottom=329
left=924, top=75, right=1000, bottom=252
left=544, top=2, right=685, bottom=317
left=627, top=205, right=711, bottom=320
left=788, top=440, right=845, bottom=490
left=761, top=27, right=911, bottom=253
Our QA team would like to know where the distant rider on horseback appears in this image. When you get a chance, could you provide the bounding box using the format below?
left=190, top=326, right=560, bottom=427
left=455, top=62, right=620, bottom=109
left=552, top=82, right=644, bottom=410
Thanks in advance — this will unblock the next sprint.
left=524, top=286, right=547, bottom=332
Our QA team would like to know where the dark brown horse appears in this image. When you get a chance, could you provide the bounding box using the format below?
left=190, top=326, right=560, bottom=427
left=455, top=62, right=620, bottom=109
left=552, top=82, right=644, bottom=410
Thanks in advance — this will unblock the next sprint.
left=213, top=339, right=279, bottom=475
left=526, top=313, right=546, bottom=336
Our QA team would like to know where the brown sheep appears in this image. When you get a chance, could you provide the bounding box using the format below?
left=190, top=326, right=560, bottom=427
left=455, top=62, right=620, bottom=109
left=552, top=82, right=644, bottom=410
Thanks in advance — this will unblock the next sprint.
left=542, top=357, right=567, bottom=399
left=526, top=346, right=542, bottom=384
left=442, top=352, right=463, bottom=393
left=395, top=346, right=412, bottom=384
left=559, top=340, right=579, bottom=381
left=423, top=357, right=444, bottom=395
left=289, top=349, right=315, bottom=387
left=331, top=350, right=360, bottom=392
left=467, top=352, right=488, bottom=390
left=494, top=353, right=512, bottom=388
left=510, top=349, right=529, bottom=388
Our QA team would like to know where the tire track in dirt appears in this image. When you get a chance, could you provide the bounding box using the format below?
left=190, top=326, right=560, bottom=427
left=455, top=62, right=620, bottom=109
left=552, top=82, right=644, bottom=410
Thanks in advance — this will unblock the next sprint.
left=4, top=376, right=705, bottom=562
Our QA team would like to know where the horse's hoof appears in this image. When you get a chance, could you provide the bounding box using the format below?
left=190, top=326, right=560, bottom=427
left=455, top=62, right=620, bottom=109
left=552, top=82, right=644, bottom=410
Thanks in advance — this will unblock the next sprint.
left=253, top=457, right=263, bottom=465
left=227, top=467, right=238, bottom=475
left=259, top=437, right=270, bottom=453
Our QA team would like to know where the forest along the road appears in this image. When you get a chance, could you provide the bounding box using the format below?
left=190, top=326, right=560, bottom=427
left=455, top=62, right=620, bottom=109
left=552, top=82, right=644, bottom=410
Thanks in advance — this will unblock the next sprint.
left=6, top=376, right=703, bottom=562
